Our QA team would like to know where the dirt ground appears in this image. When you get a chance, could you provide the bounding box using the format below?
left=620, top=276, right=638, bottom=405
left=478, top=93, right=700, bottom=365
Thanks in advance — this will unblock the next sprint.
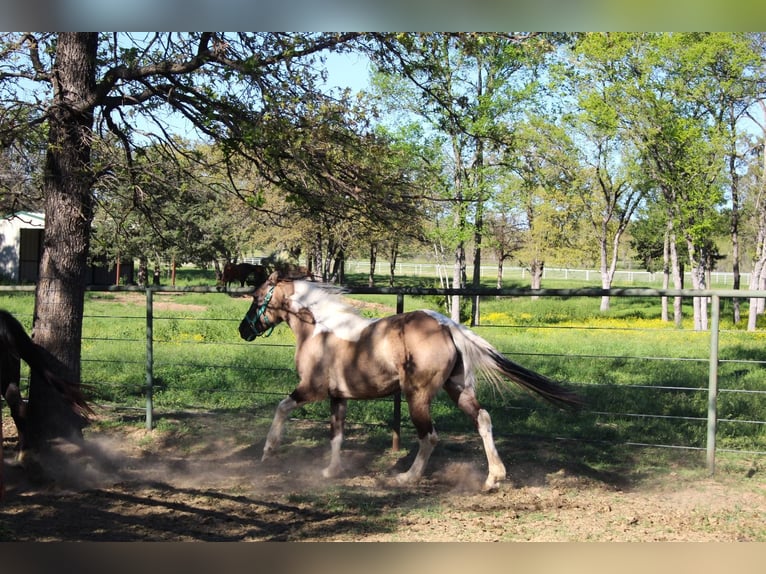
left=1, top=408, right=765, bottom=542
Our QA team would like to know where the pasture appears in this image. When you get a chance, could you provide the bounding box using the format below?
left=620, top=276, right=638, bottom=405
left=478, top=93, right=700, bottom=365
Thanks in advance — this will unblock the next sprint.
left=1, top=269, right=765, bottom=540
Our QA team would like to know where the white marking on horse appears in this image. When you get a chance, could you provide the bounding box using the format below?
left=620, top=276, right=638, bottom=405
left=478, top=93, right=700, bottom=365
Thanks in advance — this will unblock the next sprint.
left=289, top=281, right=375, bottom=342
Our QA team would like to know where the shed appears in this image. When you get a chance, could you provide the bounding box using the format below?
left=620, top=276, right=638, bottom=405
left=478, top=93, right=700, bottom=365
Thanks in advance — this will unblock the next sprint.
left=0, top=211, right=134, bottom=285
left=0, top=211, right=45, bottom=283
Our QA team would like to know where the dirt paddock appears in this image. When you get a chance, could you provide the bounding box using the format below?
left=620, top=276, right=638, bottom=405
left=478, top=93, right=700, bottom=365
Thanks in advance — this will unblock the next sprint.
left=1, top=409, right=764, bottom=542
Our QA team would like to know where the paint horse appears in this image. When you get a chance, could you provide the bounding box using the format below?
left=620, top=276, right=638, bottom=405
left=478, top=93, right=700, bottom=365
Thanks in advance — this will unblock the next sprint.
left=0, top=310, right=92, bottom=500
left=239, top=273, right=581, bottom=491
left=219, top=262, right=269, bottom=290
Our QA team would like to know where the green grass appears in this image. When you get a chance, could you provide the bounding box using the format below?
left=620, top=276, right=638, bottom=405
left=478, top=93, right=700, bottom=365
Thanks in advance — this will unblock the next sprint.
left=2, top=267, right=765, bottom=471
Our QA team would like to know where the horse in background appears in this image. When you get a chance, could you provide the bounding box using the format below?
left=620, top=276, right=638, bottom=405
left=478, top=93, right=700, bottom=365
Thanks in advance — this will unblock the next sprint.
left=0, top=310, right=92, bottom=500
left=218, top=262, right=269, bottom=291
left=239, top=272, right=581, bottom=491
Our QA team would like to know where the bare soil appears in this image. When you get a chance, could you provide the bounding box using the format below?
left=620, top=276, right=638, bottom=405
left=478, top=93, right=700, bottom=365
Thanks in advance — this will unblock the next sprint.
left=1, top=409, right=764, bottom=541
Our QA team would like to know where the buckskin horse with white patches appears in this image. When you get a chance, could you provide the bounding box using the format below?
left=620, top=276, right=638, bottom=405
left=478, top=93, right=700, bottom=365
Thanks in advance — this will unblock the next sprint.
left=0, top=310, right=92, bottom=500
left=239, top=272, right=581, bottom=491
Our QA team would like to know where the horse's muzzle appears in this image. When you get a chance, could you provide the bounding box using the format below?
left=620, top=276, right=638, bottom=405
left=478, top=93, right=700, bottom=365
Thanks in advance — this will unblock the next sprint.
left=238, top=319, right=257, bottom=341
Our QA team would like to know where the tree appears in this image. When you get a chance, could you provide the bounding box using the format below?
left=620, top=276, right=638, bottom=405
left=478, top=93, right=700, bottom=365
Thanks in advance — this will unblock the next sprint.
left=485, top=209, right=524, bottom=289
left=638, top=34, right=733, bottom=330
left=574, top=33, right=732, bottom=329
left=744, top=102, right=766, bottom=330
left=510, top=117, right=586, bottom=291
left=369, top=33, right=552, bottom=323
left=0, top=111, right=46, bottom=214
left=0, top=32, right=364, bottom=447
left=672, top=34, right=762, bottom=324
left=558, top=37, right=648, bottom=311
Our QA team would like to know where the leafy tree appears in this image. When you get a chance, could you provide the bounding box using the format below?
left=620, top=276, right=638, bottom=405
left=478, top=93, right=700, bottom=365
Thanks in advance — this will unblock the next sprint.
left=570, top=33, right=736, bottom=329
left=0, top=110, right=46, bottom=214
left=368, top=33, right=553, bottom=322
left=637, top=34, right=733, bottom=330
left=510, top=117, right=586, bottom=291
left=0, top=32, right=366, bottom=447
left=743, top=103, right=766, bottom=330
left=484, top=208, right=524, bottom=289
left=557, top=37, right=648, bottom=311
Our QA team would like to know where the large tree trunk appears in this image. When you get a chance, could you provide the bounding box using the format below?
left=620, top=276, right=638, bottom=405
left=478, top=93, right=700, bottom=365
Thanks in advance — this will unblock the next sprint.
left=28, top=33, right=97, bottom=449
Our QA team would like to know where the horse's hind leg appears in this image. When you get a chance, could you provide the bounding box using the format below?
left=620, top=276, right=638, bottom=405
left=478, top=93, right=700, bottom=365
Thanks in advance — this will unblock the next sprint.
left=444, top=380, right=506, bottom=490
left=396, top=393, right=438, bottom=485
left=2, top=383, right=27, bottom=455
left=322, top=396, right=346, bottom=478
left=262, top=392, right=303, bottom=461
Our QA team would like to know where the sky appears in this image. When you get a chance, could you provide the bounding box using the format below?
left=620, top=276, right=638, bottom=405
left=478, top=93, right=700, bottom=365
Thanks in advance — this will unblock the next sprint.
left=322, top=51, right=373, bottom=95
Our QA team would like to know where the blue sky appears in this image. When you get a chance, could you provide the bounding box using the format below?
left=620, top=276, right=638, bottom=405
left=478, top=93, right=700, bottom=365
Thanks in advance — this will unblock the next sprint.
left=322, top=51, right=373, bottom=94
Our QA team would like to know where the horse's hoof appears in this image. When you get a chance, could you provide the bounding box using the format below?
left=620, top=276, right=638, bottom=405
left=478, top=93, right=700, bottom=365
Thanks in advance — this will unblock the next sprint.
left=482, top=479, right=500, bottom=492
left=394, top=472, right=417, bottom=486
left=322, top=465, right=342, bottom=478
left=482, top=473, right=505, bottom=492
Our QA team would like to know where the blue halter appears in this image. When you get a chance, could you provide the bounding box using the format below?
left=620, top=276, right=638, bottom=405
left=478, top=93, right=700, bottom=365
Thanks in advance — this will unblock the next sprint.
left=246, top=284, right=276, bottom=338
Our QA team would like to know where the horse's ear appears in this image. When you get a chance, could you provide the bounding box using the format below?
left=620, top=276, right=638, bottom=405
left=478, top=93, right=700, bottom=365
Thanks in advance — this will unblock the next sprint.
left=268, top=271, right=280, bottom=284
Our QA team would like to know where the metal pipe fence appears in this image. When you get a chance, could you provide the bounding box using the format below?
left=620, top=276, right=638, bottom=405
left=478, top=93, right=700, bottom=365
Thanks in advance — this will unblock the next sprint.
left=342, top=261, right=747, bottom=287
left=3, top=284, right=766, bottom=475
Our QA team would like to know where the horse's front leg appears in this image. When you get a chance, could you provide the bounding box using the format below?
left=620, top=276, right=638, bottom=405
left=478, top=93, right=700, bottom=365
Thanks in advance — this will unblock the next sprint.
left=262, top=394, right=300, bottom=461
left=323, top=396, right=347, bottom=478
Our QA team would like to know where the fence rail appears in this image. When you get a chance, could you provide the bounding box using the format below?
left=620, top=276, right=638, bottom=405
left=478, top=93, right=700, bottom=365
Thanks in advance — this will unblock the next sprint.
left=342, top=261, right=749, bottom=287
left=3, top=283, right=766, bottom=475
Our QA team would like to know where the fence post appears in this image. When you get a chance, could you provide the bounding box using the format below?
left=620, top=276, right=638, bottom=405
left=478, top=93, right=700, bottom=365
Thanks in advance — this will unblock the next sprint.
left=391, top=292, right=404, bottom=451
left=145, top=287, right=154, bottom=430
left=707, top=294, right=720, bottom=475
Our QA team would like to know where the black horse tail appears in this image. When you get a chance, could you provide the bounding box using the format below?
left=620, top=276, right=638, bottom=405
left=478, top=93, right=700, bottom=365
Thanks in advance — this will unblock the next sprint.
left=0, top=310, right=93, bottom=418
left=485, top=349, right=582, bottom=410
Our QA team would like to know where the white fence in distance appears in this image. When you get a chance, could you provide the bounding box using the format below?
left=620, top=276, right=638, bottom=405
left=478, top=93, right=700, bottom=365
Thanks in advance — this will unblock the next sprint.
left=344, top=261, right=742, bottom=287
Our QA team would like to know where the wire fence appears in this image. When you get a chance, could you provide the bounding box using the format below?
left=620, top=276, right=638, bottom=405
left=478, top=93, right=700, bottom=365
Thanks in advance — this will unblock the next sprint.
left=3, top=284, right=766, bottom=474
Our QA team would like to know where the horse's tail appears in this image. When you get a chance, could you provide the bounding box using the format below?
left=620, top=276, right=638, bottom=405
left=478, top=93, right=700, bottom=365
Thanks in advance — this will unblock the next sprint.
left=423, top=310, right=582, bottom=410
left=0, top=310, right=93, bottom=418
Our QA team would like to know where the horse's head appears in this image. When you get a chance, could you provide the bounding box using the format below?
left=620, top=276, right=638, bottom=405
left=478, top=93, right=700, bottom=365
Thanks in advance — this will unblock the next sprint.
left=221, top=262, right=235, bottom=283
left=239, top=272, right=290, bottom=341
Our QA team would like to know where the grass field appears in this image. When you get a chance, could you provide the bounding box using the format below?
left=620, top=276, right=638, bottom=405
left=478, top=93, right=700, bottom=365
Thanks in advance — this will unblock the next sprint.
left=2, top=268, right=766, bottom=542
left=2, top=268, right=765, bottom=470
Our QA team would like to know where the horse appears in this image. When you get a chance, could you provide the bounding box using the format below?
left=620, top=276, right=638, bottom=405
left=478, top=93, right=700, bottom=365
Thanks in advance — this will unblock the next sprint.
left=0, top=310, right=92, bottom=500
left=219, top=262, right=269, bottom=290
left=239, top=272, right=581, bottom=491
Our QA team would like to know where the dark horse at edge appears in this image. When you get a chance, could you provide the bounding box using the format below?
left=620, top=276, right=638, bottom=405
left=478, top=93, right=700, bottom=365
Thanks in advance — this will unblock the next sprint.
left=1, top=310, right=92, bottom=500
left=218, top=262, right=269, bottom=291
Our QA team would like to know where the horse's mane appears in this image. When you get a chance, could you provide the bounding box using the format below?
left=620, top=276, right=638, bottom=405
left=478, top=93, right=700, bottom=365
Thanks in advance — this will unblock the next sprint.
left=289, top=281, right=373, bottom=341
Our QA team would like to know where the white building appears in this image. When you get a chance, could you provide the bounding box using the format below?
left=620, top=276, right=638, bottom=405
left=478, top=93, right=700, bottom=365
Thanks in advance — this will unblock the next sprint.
left=0, top=211, right=44, bottom=283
